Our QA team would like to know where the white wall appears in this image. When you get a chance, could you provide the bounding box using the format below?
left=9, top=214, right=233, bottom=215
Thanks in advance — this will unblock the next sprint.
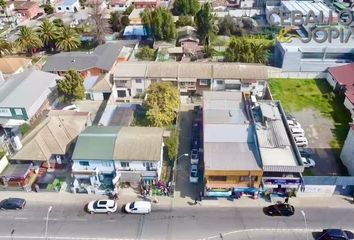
left=72, top=160, right=115, bottom=173
left=92, top=92, right=104, bottom=101
left=297, top=185, right=336, bottom=197
left=56, top=2, right=80, bottom=13
left=0, top=155, right=9, bottom=174
left=341, top=128, right=354, bottom=175
left=114, top=160, right=159, bottom=171
left=131, top=78, right=146, bottom=97
left=326, top=73, right=337, bottom=90
left=344, top=97, right=354, bottom=117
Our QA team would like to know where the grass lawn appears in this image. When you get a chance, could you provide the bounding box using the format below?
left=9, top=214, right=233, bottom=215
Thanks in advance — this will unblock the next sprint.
left=269, top=79, right=352, bottom=174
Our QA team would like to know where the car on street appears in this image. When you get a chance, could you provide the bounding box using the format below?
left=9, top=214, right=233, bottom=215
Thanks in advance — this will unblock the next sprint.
left=265, top=203, right=295, bottom=216
left=190, top=149, right=199, bottom=164
left=285, top=112, right=296, bottom=121
left=0, top=198, right=26, bottom=210
left=316, top=229, right=354, bottom=240
left=299, top=148, right=312, bottom=158
left=190, top=164, right=199, bottom=183
left=124, top=201, right=151, bottom=214
left=294, top=136, right=308, bottom=147
left=287, top=120, right=301, bottom=128
left=191, top=137, right=200, bottom=149
left=301, top=157, right=316, bottom=168
left=290, top=127, right=305, bottom=137
left=87, top=199, right=118, bottom=214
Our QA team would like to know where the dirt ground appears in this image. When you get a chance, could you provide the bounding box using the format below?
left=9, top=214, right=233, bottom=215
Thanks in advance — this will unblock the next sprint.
left=292, top=109, right=342, bottom=176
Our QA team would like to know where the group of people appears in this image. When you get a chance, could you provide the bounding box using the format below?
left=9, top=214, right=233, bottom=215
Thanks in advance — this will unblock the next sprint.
left=140, top=181, right=173, bottom=199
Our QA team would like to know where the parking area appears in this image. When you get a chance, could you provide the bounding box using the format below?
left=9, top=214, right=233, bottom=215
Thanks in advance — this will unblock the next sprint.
left=270, top=78, right=352, bottom=176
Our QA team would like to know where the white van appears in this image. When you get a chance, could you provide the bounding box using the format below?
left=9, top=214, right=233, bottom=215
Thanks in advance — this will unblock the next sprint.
left=125, top=201, right=151, bottom=214
left=294, top=136, right=308, bottom=147
left=291, top=127, right=305, bottom=137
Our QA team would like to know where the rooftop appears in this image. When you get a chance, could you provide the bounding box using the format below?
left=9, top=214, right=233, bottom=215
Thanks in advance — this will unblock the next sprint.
left=203, top=91, right=261, bottom=172
left=251, top=100, right=303, bottom=173
left=43, top=41, right=137, bottom=72
left=114, top=62, right=268, bottom=80
left=72, top=126, right=164, bottom=161
left=328, top=63, right=354, bottom=104
left=99, top=105, right=134, bottom=126
left=0, top=57, right=31, bottom=74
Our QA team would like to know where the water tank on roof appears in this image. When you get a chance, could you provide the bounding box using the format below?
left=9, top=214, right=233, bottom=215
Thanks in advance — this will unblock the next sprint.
left=11, top=135, right=22, bottom=151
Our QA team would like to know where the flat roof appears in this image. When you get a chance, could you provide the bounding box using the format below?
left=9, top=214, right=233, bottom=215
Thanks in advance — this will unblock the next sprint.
left=203, top=92, right=261, bottom=172
left=252, top=101, right=303, bottom=173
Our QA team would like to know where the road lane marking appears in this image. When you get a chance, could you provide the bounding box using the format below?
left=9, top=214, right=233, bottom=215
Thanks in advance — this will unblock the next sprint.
left=0, top=236, right=135, bottom=240
left=14, top=217, right=28, bottom=220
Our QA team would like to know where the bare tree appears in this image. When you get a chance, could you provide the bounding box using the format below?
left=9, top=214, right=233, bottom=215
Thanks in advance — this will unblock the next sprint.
left=89, top=0, right=110, bottom=45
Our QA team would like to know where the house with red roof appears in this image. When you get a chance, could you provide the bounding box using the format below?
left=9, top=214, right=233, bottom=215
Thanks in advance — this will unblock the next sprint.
left=327, top=63, right=354, bottom=117
left=341, top=124, right=354, bottom=175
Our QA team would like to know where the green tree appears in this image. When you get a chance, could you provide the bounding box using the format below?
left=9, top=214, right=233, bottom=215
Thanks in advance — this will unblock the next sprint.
left=165, top=130, right=179, bottom=165
left=203, top=45, right=215, bottom=58
left=43, top=4, right=54, bottom=14
left=16, top=26, right=43, bottom=56
left=109, top=11, right=129, bottom=32
left=123, top=5, right=134, bottom=15
left=218, top=15, right=242, bottom=36
left=38, top=20, right=58, bottom=52
left=56, top=26, right=80, bottom=51
left=144, top=82, right=180, bottom=127
left=224, top=37, right=270, bottom=64
left=172, top=0, right=200, bottom=16
left=57, top=70, right=85, bottom=103
left=175, top=15, right=195, bottom=27
left=0, top=38, right=12, bottom=57
left=195, top=3, right=216, bottom=45
left=141, top=7, right=176, bottom=41
left=135, top=46, right=156, bottom=60
left=53, top=19, right=64, bottom=28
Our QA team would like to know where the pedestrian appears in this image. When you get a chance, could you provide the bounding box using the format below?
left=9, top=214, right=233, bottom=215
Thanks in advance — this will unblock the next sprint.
left=199, top=191, right=203, bottom=202
left=194, top=197, right=198, bottom=205
left=284, top=197, right=289, bottom=204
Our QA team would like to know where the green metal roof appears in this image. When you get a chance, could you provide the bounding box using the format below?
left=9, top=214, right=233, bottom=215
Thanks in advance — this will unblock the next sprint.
left=72, top=126, right=121, bottom=160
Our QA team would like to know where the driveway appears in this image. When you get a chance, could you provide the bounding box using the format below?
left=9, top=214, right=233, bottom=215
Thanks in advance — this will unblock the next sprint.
left=292, top=109, right=342, bottom=176
left=174, top=104, right=201, bottom=202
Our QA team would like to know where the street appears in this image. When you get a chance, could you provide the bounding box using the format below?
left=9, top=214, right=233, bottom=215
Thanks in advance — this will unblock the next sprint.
left=1, top=197, right=354, bottom=240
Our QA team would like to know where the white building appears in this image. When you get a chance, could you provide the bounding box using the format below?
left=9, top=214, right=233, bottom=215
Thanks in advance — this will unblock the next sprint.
left=55, top=0, right=80, bottom=13
left=341, top=125, right=354, bottom=175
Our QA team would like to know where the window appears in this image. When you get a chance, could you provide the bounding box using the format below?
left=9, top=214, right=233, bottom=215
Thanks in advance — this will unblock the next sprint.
left=66, top=7, right=70, bottom=10
left=199, top=79, right=209, bottom=86
left=143, top=162, right=153, bottom=168
left=301, top=52, right=324, bottom=59
left=242, top=82, right=251, bottom=88
left=79, top=161, right=89, bottom=166
left=239, top=176, right=257, bottom=182
left=101, top=161, right=112, bottom=167
left=136, top=88, right=143, bottom=94
left=216, top=80, right=224, bottom=85
left=209, top=176, right=227, bottom=182
left=58, top=7, right=62, bottom=10
left=135, top=79, right=142, bottom=83
left=258, top=81, right=265, bottom=86
left=121, top=162, right=129, bottom=168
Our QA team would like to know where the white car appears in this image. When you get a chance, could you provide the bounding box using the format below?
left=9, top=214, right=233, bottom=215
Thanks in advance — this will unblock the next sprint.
left=190, top=164, right=198, bottom=183
left=301, top=157, right=316, bottom=168
left=125, top=201, right=151, bottom=214
left=190, top=149, right=199, bottom=164
left=287, top=120, right=301, bottom=128
left=87, top=199, right=118, bottom=214
left=62, top=104, right=80, bottom=112
left=294, top=136, right=308, bottom=147
left=291, top=127, right=305, bottom=137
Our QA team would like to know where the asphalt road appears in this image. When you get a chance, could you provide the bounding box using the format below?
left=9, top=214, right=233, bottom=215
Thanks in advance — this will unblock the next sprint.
left=1, top=200, right=354, bottom=240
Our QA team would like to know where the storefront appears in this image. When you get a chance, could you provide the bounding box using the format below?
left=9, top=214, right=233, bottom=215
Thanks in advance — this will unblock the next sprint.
left=262, top=177, right=302, bottom=198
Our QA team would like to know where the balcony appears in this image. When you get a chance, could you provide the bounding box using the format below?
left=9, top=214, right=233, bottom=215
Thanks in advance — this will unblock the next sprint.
left=115, top=80, right=132, bottom=88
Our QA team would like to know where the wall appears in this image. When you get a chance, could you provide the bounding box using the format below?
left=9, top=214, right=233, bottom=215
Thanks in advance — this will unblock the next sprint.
left=296, top=184, right=336, bottom=197
left=326, top=73, right=337, bottom=90
left=341, top=128, right=354, bottom=175
left=92, top=92, right=104, bottom=101
left=72, top=160, right=115, bottom=173
left=0, top=154, right=9, bottom=174
left=205, top=170, right=263, bottom=188
left=114, top=160, right=159, bottom=171
left=344, top=97, right=354, bottom=117
left=56, top=2, right=79, bottom=13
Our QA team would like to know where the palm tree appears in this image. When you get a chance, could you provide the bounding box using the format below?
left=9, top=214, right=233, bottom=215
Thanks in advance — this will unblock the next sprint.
left=38, top=20, right=58, bottom=52
left=56, top=26, right=80, bottom=52
left=16, top=26, right=43, bottom=56
left=0, top=38, right=12, bottom=57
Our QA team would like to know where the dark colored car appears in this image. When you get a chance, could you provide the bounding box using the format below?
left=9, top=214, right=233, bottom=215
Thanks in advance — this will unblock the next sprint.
left=0, top=198, right=26, bottom=210
left=317, top=229, right=354, bottom=240
left=265, top=203, right=295, bottom=216
left=191, top=138, right=200, bottom=149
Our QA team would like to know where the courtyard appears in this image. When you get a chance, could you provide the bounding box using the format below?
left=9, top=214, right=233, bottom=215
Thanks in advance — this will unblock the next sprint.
left=269, top=78, right=352, bottom=176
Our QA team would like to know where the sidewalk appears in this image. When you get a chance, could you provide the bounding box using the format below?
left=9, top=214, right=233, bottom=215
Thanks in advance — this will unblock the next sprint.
left=0, top=190, right=353, bottom=209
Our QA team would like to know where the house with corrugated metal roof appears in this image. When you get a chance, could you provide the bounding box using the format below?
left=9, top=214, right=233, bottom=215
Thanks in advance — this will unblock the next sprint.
left=71, top=126, right=164, bottom=194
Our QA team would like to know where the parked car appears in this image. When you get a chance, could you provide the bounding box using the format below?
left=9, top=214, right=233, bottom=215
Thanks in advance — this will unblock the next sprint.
left=190, top=149, right=199, bottom=164
left=87, top=199, right=118, bottom=214
left=265, top=203, right=295, bottom=216
left=285, top=112, right=296, bottom=121
left=317, top=229, right=354, bottom=240
left=287, top=119, right=301, bottom=128
left=191, top=138, right=200, bottom=149
left=301, top=157, right=316, bottom=168
left=0, top=198, right=26, bottom=210
left=299, top=148, right=312, bottom=158
left=124, top=201, right=151, bottom=214
left=62, top=104, right=80, bottom=112
left=189, top=164, right=199, bottom=183
left=290, top=127, right=305, bottom=137
left=294, top=136, right=308, bottom=147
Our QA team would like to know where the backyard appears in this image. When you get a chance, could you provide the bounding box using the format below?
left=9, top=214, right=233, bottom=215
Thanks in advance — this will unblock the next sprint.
left=269, top=78, right=352, bottom=175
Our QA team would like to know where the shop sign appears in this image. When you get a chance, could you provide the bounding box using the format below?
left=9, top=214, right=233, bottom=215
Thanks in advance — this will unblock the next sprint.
left=263, top=178, right=301, bottom=186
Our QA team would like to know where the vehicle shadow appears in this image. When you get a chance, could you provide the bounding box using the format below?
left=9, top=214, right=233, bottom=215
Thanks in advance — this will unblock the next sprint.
left=312, top=231, right=322, bottom=240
